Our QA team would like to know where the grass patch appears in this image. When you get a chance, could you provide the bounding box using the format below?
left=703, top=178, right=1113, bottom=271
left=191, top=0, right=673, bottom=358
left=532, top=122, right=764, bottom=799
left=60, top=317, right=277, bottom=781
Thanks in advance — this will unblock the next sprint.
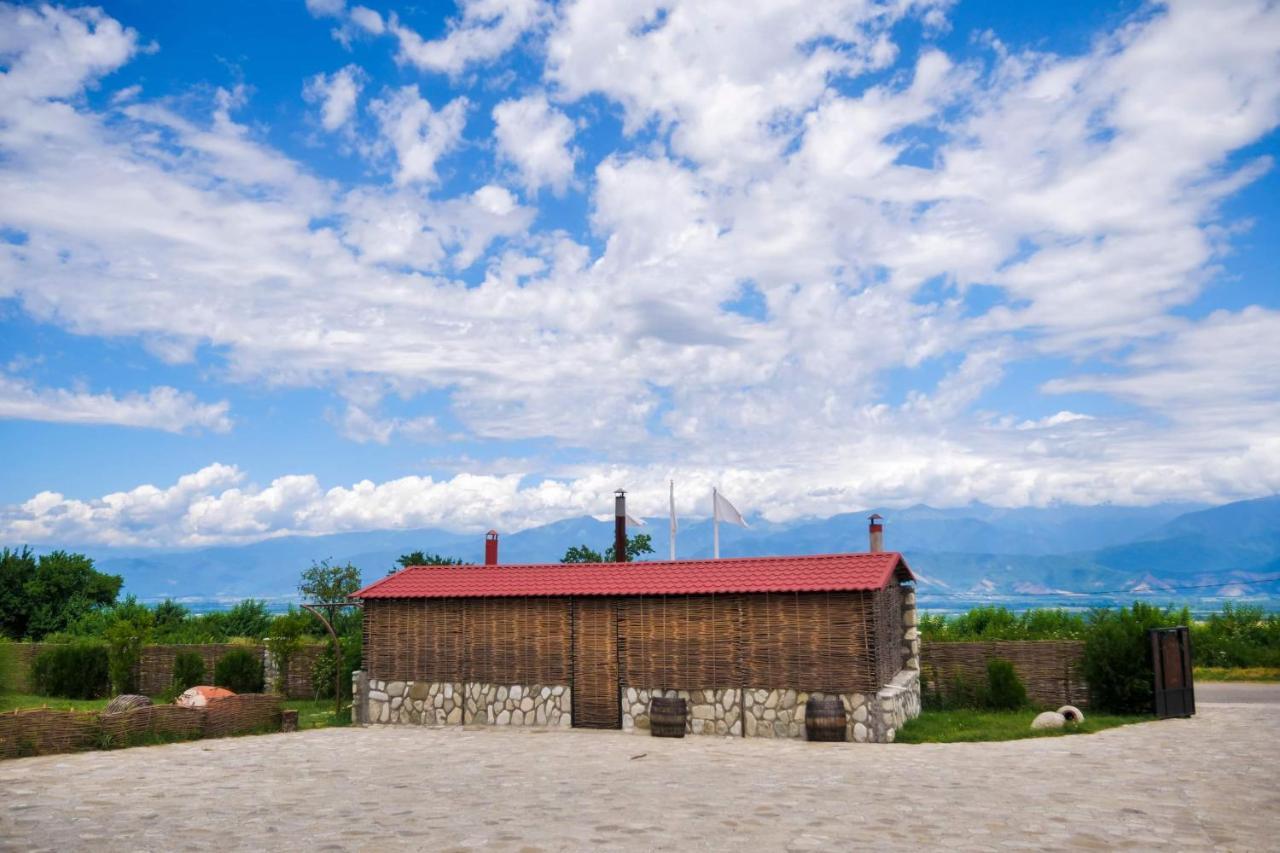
left=281, top=698, right=350, bottom=730
left=1194, top=666, right=1280, bottom=682
left=895, top=709, right=1151, bottom=744
left=0, top=692, right=111, bottom=713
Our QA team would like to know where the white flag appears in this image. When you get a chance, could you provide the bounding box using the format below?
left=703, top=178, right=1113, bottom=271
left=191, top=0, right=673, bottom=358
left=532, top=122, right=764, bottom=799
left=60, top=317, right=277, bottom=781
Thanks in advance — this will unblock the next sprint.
left=625, top=514, right=646, bottom=527
left=713, top=490, right=748, bottom=528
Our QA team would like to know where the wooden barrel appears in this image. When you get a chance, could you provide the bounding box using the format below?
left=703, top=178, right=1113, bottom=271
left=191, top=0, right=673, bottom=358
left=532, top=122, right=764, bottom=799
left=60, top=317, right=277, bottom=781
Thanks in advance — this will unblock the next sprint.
left=649, top=697, right=687, bottom=738
left=805, top=696, right=847, bottom=742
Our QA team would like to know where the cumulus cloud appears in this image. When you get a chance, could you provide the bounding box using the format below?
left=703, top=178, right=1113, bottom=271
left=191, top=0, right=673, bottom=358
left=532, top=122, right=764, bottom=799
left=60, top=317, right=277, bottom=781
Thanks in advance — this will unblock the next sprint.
left=492, top=92, right=577, bottom=194
left=1, top=0, right=1279, bottom=545
left=390, top=0, right=549, bottom=75
left=0, top=376, right=232, bottom=433
left=303, top=65, right=365, bottom=132
left=368, top=86, right=469, bottom=185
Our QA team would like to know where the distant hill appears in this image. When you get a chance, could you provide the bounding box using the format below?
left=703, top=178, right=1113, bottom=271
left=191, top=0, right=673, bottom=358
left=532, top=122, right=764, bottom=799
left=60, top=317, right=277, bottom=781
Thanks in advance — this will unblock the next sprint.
left=37, top=495, right=1280, bottom=605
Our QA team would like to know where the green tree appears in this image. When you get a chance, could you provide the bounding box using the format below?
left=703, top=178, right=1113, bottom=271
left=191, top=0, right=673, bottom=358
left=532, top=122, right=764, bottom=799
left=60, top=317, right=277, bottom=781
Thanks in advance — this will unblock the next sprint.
left=20, top=551, right=122, bottom=640
left=300, top=559, right=363, bottom=603
left=105, top=617, right=150, bottom=695
left=153, top=599, right=190, bottom=633
left=561, top=534, right=654, bottom=564
left=0, top=547, right=37, bottom=639
left=390, top=551, right=466, bottom=575
left=220, top=599, right=272, bottom=640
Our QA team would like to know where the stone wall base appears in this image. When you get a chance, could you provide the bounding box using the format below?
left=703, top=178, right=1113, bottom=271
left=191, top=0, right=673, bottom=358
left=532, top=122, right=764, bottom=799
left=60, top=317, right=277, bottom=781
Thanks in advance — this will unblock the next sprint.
left=362, top=679, right=570, bottom=727
left=622, top=688, right=741, bottom=736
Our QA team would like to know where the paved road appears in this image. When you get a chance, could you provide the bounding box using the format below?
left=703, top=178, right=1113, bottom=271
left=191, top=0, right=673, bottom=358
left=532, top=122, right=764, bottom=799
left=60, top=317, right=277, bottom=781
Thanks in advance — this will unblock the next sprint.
left=1196, top=681, right=1280, bottom=704
left=2, top=703, right=1278, bottom=851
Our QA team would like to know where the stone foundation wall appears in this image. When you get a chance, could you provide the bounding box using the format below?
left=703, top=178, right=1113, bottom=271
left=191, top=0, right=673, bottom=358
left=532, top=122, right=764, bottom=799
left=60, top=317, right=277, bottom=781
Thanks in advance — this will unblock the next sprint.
left=359, top=678, right=570, bottom=728
left=464, top=682, right=571, bottom=728
left=621, top=688, right=741, bottom=736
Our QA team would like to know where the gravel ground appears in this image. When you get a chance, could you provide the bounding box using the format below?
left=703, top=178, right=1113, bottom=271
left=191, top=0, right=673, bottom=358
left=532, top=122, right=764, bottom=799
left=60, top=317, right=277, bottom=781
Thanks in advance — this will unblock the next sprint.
left=2, top=702, right=1277, bottom=852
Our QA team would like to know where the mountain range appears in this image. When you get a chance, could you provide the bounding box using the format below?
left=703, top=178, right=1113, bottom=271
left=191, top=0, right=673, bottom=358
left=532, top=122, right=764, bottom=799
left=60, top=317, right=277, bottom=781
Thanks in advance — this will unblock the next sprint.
left=37, top=494, right=1280, bottom=609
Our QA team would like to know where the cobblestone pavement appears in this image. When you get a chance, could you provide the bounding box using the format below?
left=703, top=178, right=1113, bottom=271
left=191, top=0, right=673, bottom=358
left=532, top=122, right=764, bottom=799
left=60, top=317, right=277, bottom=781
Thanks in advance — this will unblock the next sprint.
left=1197, top=681, right=1280, bottom=704
left=2, top=703, right=1277, bottom=852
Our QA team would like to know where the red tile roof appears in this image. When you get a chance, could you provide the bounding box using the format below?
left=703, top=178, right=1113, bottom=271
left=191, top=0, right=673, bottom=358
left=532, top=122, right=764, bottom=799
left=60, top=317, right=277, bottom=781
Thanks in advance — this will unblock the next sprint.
left=352, top=552, right=912, bottom=599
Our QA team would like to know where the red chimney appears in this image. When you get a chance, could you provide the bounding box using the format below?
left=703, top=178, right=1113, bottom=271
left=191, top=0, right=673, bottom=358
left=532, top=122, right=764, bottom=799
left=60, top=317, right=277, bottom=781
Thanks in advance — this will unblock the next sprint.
left=868, top=514, right=884, bottom=553
left=614, top=489, right=627, bottom=563
left=485, top=530, right=499, bottom=566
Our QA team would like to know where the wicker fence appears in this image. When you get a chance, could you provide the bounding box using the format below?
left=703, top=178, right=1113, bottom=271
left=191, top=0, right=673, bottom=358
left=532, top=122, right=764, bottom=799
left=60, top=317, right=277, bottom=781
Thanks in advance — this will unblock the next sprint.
left=921, top=640, right=1088, bottom=709
left=0, top=693, right=282, bottom=760
left=6, top=643, right=328, bottom=700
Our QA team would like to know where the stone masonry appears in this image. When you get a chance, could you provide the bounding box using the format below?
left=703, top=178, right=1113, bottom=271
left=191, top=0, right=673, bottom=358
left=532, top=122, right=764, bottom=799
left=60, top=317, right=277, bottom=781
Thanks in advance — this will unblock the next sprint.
left=359, top=678, right=571, bottom=728
left=622, top=688, right=741, bottom=736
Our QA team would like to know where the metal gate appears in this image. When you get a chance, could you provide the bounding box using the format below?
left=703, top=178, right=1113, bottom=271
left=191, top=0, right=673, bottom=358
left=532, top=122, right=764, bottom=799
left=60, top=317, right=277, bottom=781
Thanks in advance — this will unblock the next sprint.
left=1150, top=626, right=1195, bottom=718
left=572, top=598, right=621, bottom=728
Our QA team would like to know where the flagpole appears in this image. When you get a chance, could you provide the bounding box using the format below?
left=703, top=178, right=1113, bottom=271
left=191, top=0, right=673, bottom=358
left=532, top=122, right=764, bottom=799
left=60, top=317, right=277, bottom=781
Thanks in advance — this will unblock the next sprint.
left=669, top=480, right=677, bottom=561
left=713, top=487, right=720, bottom=559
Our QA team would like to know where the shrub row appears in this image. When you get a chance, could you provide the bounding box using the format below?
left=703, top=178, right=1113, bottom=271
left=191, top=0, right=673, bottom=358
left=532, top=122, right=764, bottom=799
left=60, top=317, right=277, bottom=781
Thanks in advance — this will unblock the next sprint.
left=30, top=643, right=265, bottom=699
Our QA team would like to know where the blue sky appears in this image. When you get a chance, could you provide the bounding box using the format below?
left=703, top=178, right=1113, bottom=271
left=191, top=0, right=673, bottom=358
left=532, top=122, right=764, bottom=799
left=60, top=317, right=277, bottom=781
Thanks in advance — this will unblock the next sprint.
left=0, top=0, right=1278, bottom=548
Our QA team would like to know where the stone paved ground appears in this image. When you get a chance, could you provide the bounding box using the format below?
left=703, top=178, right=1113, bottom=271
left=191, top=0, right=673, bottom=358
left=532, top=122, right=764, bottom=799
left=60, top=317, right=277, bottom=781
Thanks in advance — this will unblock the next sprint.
left=2, top=703, right=1277, bottom=852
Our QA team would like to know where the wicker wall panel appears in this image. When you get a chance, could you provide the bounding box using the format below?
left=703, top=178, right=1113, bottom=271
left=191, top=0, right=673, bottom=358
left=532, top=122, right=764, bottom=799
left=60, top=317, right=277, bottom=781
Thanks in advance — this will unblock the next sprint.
left=572, top=598, right=620, bottom=728
left=619, top=595, right=743, bottom=689
left=463, top=597, right=571, bottom=685
left=874, top=585, right=904, bottom=687
left=739, top=592, right=881, bottom=693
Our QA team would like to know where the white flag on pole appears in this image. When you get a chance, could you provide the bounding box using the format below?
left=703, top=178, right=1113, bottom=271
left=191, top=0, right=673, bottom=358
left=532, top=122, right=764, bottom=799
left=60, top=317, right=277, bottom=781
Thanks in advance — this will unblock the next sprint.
left=669, top=480, right=677, bottom=561
left=713, top=491, right=748, bottom=528
left=625, top=514, right=646, bottom=527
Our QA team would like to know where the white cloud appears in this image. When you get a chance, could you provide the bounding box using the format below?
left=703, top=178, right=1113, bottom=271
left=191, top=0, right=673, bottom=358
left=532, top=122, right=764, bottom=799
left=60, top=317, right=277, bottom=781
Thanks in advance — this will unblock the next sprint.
left=303, top=65, right=364, bottom=132
left=492, top=92, right=577, bottom=194
left=0, top=376, right=232, bottom=433
left=1, top=0, right=1279, bottom=534
left=349, top=5, right=384, bottom=35
left=331, top=403, right=439, bottom=444
left=0, top=3, right=137, bottom=100
left=368, top=86, right=469, bottom=185
left=390, top=0, right=549, bottom=75
left=305, top=0, right=345, bottom=19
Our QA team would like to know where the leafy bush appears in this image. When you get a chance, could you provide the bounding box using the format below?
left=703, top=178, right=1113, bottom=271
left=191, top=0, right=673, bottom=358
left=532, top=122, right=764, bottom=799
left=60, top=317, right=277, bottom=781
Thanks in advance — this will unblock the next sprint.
left=105, top=618, right=149, bottom=695
left=311, top=633, right=362, bottom=700
left=984, top=658, right=1028, bottom=710
left=31, top=640, right=110, bottom=699
left=172, top=651, right=205, bottom=693
left=0, top=638, right=15, bottom=692
left=1192, top=604, right=1280, bottom=669
left=213, top=647, right=264, bottom=694
left=920, top=606, right=1087, bottom=642
left=265, top=611, right=310, bottom=694
left=1082, top=602, right=1187, bottom=714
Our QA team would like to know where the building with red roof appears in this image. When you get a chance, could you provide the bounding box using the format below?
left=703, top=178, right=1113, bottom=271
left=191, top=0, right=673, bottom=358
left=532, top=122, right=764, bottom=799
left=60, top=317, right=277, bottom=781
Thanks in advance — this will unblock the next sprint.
left=352, top=509, right=920, bottom=743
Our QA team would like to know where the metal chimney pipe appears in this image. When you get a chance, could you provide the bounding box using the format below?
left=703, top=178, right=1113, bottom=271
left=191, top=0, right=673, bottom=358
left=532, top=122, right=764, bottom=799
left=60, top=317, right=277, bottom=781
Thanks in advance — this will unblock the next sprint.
left=614, top=489, right=627, bottom=563
left=485, top=530, right=499, bottom=566
left=869, top=514, right=884, bottom=553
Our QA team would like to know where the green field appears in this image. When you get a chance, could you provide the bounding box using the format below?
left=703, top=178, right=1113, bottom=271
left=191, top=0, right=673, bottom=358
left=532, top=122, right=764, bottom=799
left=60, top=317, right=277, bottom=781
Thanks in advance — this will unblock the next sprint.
left=895, top=709, right=1151, bottom=743
left=0, top=692, right=347, bottom=729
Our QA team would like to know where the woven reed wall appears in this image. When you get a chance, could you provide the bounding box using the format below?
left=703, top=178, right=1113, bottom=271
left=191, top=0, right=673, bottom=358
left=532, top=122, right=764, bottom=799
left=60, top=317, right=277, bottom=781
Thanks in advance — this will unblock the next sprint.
left=363, top=589, right=907, bottom=705
left=875, top=584, right=904, bottom=687
left=0, top=694, right=283, bottom=760
left=921, top=641, right=1089, bottom=709
left=362, top=598, right=571, bottom=685
left=619, top=595, right=743, bottom=689
left=571, top=598, right=619, bottom=728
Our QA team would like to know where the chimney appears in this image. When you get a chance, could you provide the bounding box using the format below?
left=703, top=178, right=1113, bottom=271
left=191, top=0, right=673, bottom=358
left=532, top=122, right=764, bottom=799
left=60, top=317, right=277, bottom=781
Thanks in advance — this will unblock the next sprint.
left=485, top=530, right=499, bottom=566
left=614, top=489, right=627, bottom=563
left=868, top=514, right=884, bottom=553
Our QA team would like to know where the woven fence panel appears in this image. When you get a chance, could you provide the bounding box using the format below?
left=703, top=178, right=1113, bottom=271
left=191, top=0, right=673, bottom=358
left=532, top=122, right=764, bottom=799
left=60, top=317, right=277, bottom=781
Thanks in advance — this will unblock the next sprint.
left=464, top=597, right=570, bottom=685
left=4, top=644, right=47, bottom=693
left=571, top=598, right=619, bottom=728
left=280, top=644, right=327, bottom=699
left=619, top=595, right=742, bottom=690
left=921, top=641, right=1089, bottom=709
left=98, top=705, right=205, bottom=742
left=137, top=644, right=265, bottom=696
left=0, top=708, right=99, bottom=758
left=202, top=694, right=282, bottom=738
left=740, top=591, right=882, bottom=694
